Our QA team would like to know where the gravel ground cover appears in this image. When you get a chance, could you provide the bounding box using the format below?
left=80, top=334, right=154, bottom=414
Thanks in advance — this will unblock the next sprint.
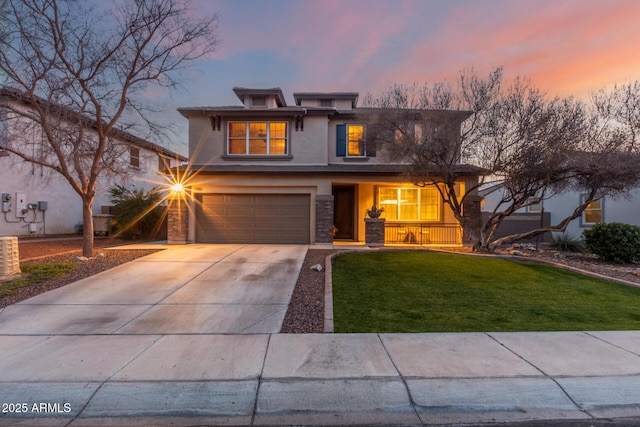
left=18, top=236, right=134, bottom=261
left=281, top=249, right=337, bottom=333
left=497, top=246, right=640, bottom=286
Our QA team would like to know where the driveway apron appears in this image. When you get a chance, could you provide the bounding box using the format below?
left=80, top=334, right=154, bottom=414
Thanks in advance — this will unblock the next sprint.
left=0, top=244, right=308, bottom=335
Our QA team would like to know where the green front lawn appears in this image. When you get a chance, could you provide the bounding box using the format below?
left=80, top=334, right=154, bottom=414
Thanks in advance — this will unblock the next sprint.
left=332, top=251, right=640, bottom=332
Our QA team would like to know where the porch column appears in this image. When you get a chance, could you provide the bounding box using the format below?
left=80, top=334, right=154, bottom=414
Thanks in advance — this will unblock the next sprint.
left=315, top=195, right=334, bottom=244
left=462, top=195, right=482, bottom=244
left=365, top=218, right=385, bottom=247
left=167, top=197, right=188, bottom=244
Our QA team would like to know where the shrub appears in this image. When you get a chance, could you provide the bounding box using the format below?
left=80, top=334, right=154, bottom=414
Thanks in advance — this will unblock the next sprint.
left=583, top=222, right=640, bottom=263
left=548, top=232, right=584, bottom=252
left=108, top=184, right=164, bottom=240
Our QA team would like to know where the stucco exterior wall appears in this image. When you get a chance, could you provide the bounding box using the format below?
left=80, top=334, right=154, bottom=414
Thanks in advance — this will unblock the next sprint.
left=187, top=173, right=469, bottom=244
left=188, top=115, right=329, bottom=166
left=481, top=185, right=640, bottom=240
left=0, top=148, right=178, bottom=236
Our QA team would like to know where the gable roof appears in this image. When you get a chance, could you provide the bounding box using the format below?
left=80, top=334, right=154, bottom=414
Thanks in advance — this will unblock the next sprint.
left=0, top=87, right=187, bottom=161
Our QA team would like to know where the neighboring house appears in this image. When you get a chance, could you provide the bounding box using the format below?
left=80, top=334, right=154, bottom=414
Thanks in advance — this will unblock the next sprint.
left=480, top=181, right=640, bottom=241
left=176, top=87, right=482, bottom=245
left=0, top=88, right=187, bottom=237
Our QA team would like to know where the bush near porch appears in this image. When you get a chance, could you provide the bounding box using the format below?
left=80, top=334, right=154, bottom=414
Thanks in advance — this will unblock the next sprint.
left=332, top=251, right=640, bottom=333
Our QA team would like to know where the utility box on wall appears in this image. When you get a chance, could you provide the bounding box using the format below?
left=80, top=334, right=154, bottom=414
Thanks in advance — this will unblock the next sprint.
left=1, top=193, right=10, bottom=213
left=15, top=192, right=27, bottom=218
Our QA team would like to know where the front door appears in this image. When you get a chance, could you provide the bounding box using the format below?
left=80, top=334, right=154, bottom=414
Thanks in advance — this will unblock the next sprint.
left=333, top=185, right=355, bottom=239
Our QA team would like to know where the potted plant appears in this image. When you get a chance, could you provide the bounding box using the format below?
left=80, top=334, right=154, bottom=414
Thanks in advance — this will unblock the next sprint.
left=366, top=205, right=384, bottom=218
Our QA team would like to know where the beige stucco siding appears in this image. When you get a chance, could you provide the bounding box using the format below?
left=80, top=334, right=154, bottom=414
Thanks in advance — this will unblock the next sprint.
left=188, top=173, right=468, bottom=244
left=290, top=116, right=328, bottom=165
left=189, top=115, right=330, bottom=166
left=188, top=115, right=221, bottom=164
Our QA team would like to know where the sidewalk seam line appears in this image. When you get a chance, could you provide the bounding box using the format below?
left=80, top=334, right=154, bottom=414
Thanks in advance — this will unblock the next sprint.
left=251, top=333, right=272, bottom=425
left=71, top=334, right=165, bottom=422
left=485, top=332, right=595, bottom=419
left=585, top=331, right=640, bottom=358
left=377, top=333, right=423, bottom=424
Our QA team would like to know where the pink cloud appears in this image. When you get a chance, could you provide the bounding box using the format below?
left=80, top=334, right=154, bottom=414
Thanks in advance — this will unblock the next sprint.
left=376, top=0, right=640, bottom=97
left=188, top=0, right=640, bottom=101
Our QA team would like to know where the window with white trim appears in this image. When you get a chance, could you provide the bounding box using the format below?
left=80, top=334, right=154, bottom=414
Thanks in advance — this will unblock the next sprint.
left=581, top=195, right=603, bottom=226
left=378, top=187, right=440, bottom=221
left=227, top=121, right=288, bottom=155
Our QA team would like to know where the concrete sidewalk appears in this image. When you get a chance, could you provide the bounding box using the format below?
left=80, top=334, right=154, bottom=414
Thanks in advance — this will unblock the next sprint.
left=1, top=331, right=640, bottom=426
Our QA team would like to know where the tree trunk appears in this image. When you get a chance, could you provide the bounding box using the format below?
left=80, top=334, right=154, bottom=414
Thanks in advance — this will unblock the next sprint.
left=82, top=197, right=94, bottom=258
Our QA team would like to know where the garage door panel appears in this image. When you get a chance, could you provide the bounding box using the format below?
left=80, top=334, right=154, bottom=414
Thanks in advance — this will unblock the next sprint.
left=196, top=193, right=310, bottom=244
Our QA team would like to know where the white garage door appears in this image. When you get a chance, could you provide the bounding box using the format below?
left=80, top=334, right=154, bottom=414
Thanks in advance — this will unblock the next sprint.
left=195, top=193, right=310, bottom=244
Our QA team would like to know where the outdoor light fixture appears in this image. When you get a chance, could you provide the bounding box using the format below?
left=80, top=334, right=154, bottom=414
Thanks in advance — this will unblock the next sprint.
left=170, top=183, right=184, bottom=193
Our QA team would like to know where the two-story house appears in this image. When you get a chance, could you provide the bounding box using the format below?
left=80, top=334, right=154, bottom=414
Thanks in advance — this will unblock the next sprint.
left=0, top=88, right=187, bottom=236
left=176, top=87, right=481, bottom=245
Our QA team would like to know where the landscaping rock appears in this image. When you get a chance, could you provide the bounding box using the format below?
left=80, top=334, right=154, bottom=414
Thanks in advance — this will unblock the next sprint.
left=72, top=256, right=89, bottom=262
left=95, top=253, right=105, bottom=259
left=635, top=268, right=640, bottom=277
left=510, top=250, right=524, bottom=256
left=310, top=263, right=323, bottom=272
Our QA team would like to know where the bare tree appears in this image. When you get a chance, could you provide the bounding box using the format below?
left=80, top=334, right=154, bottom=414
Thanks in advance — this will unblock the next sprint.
left=0, top=0, right=218, bottom=256
left=363, top=69, right=640, bottom=252
left=592, top=81, right=640, bottom=153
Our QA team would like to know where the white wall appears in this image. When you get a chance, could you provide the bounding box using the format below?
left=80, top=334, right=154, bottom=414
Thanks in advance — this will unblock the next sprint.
left=481, top=185, right=640, bottom=240
left=0, top=148, right=180, bottom=237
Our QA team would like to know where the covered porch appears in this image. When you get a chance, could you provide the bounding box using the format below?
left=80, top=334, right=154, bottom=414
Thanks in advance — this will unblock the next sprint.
left=330, top=179, right=475, bottom=247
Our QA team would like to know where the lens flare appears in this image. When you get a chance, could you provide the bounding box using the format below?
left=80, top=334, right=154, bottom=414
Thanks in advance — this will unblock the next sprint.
left=170, top=182, right=185, bottom=194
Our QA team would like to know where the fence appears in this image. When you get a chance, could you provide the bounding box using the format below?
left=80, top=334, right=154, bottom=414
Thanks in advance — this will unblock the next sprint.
left=384, top=223, right=462, bottom=245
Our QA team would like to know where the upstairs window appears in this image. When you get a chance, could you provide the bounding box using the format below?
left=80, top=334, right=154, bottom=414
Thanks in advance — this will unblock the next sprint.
left=228, top=121, right=288, bottom=155
left=347, top=124, right=365, bottom=156
left=252, top=96, right=266, bottom=107
left=158, top=155, right=170, bottom=173
left=129, top=147, right=140, bottom=168
left=319, top=99, right=333, bottom=107
left=378, top=187, right=440, bottom=221
left=336, top=124, right=375, bottom=157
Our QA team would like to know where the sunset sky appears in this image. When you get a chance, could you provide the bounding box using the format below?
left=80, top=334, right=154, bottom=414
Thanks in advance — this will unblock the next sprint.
left=157, top=0, right=640, bottom=152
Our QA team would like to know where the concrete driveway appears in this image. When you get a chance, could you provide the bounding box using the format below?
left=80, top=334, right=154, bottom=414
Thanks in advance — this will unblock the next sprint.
left=0, top=244, right=308, bottom=335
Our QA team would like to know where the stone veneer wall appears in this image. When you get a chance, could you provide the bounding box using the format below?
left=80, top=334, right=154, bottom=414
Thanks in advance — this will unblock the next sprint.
left=167, top=199, right=188, bottom=244
left=364, top=218, right=385, bottom=246
left=315, top=195, right=334, bottom=244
